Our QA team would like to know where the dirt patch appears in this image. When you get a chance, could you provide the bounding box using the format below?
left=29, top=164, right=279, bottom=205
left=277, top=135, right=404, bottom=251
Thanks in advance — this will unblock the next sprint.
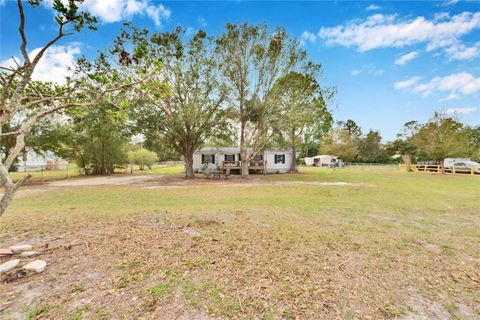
left=401, top=294, right=478, bottom=320
left=49, top=175, right=161, bottom=187
left=14, top=174, right=373, bottom=196
left=414, top=240, right=443, bottom=254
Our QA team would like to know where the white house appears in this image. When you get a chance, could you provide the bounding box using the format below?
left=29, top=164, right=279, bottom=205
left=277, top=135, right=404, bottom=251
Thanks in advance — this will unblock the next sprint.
left=193, top=147, right=293, bottom=174
left=16, top=150, right=68, bottom=172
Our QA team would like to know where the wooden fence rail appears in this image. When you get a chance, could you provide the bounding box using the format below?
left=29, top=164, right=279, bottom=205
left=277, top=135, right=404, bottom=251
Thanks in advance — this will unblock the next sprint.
left=399, top=164, right=479, bottom=175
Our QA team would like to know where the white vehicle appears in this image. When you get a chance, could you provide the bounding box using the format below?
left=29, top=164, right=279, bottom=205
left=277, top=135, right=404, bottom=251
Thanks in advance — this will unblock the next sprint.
left=444, top=158, right=480, bottom=174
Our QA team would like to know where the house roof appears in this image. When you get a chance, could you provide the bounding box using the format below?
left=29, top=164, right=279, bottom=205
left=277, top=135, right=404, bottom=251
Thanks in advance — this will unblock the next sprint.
left=194, top=147, right=292, bottom=154
left=195, top=147, right=244, bottom=154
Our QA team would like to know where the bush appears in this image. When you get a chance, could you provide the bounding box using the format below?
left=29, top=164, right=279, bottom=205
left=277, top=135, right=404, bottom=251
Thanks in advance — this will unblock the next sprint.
left=128, top=148, right=158, bottom=170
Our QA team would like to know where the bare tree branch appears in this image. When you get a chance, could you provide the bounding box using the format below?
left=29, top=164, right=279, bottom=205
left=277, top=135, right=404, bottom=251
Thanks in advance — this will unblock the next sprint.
left=17, top=0, right=30, bottom=65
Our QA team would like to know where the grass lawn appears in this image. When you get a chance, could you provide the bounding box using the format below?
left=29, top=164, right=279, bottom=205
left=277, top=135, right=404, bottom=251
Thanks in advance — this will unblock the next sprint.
left=10, top=165, right=83, bottom=183
left=1, top=166, right=479, bottom=319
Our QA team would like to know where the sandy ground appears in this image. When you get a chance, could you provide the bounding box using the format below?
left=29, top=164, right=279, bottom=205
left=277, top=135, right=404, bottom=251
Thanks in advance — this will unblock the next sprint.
left=14, top=174, right=373, bottom=196
left=48, top=175, right=161, bottom=187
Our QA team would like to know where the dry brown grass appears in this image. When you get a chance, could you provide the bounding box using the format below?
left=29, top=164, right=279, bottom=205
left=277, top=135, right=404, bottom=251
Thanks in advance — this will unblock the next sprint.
left=1, top=167, right=479, bottom=319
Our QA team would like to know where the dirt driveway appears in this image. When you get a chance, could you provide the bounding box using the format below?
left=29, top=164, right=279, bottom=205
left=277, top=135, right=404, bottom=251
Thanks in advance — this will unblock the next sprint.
left=48, top=175, right=162, bottom=187
left=12, top=173, right=373, bottom=199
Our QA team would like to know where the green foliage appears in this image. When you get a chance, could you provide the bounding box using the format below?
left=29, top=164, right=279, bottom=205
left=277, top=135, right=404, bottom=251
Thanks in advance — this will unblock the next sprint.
left=128, top=148, right=158, bottom=170
left=338, top=119, right=362, bottom=137
left=215, top=23, right=313, bottom=172
left=42, top=103, right=130, bottom=175
left=464, top=125, right=480, bottom=161
left=321, top=128, right=360, bottom=162
left=321, top=124, right=390, bottom=163
left=131, top=27, right=230, bottom=177
left=357, top=130, right=389, bottom=163
left=270, top=71, right=333, bottom=158
left=411, top=113, right=470, bottom=161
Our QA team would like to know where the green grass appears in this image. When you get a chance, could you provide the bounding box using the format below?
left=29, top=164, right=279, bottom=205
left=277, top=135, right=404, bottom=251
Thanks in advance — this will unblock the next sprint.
left=11, top=163, right=182, bottom=183
left=131, top=163, right=185, bottom=175
left=11, top=165, right=82, bottom=182
left=7, top=166, right=478, bottom=232
left=2, top=166, right=479, bottom=319
left=25, top=305, right=50, bottom=320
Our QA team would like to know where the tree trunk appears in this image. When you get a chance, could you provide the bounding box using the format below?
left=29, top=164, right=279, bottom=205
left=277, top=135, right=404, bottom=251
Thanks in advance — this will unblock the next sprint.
left=101, top=141, right=106, bottom=175
left=184, top=152, right=195, bottom=179
left=402, top=153, right=413, bottom=172
left=0, top=163, right=30, bottom=217
left=241, top=158, right=249, bottom=177
left=240, top=120, right=249, bottom=178
left=290, top=147, right=297, bottom=173
left=290, top=130, right=297, bottom=173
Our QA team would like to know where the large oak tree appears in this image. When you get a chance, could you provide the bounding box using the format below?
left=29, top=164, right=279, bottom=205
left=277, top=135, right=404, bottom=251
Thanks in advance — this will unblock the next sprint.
left=132, top=28, right=229, bottom=178
left=215, top=24, right=310, bottom=177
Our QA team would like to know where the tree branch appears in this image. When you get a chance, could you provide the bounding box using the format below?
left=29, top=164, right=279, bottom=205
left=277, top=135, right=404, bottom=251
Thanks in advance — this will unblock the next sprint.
left=17, top=0, right=30, bottom=65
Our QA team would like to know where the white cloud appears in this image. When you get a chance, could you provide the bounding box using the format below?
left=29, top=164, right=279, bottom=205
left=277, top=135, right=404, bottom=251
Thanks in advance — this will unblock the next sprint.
left=444, top=41, right=480, bottom=60
left=394, top=72, right=480, bottom=100
left=351, top=64, right=384, bottom=76
left=366, top=4, right=381, bottom=11
left=0, top=44, right=81, bottom=84
left=395, top=51, right=419, bottom=65
left=394, top=76, right=422, bottom=89
left=301, top=31, right=317, bottom=44
left=185, top=27, right=195, bottom=36
left=443, top=107, right=477, bottom=114
left=442, top=0, right=460, bottom=6
left=317, top=12, right=480, bottom=52
left=198, top=17, right=207, bottom=27
left=434, top=12, right=450, bottom=22
left=45, top=0, right=171, bottom=27
left=144, top=3, right=171, bottom=26
left=351, top=69, right=362, bottom=76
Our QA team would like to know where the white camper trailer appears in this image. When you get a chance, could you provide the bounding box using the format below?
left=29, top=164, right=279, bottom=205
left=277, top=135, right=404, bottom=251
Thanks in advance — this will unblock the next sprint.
left=305, top=155, right=342, bottom=168
left=304, top=157, right=314, bottom=166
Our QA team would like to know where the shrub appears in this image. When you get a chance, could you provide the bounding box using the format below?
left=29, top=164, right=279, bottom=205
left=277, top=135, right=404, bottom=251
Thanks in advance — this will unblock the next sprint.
left=128, top=148, right=158, bottom=170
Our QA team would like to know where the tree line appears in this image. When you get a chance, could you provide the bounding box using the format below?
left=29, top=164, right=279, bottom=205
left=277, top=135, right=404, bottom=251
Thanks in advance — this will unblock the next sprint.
left=18, top=23, right=335, bottom=176
left=320, top=115, right=479, bottom=165
left=1, top=1, right=478, bottom=217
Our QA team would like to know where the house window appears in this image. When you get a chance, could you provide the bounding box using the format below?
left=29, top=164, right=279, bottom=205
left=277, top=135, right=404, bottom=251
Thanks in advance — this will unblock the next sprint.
left=225, top=154, right=235, bottom=162
left=202, top=154, right=215, bottom=164
left=253, top=154, right=263, bottom=161
left=274, top=154, right=285, bottom=164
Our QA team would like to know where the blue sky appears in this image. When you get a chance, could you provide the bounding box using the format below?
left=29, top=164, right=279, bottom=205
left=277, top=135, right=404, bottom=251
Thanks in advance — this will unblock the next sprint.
left=1, top=0, right=479, bottom=140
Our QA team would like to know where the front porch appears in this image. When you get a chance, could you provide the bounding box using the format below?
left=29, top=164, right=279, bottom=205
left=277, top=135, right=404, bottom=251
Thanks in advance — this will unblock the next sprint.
left=221, top=160, right=266, bottom=174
